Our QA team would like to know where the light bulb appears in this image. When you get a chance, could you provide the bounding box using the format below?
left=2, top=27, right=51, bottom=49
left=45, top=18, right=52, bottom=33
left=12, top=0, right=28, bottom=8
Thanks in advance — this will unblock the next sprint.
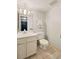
left=19, top=9, right=22, bottom=14
left=24, top=9, right=27, bottom=15
left=28, top=10, right=31, bottom=15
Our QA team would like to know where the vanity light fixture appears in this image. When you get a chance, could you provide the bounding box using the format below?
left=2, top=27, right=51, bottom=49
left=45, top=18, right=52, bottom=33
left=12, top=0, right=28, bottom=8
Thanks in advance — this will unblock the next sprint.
left=23, top=9, right=31, bottom=15
left=19, top=8, right=31, bottom=16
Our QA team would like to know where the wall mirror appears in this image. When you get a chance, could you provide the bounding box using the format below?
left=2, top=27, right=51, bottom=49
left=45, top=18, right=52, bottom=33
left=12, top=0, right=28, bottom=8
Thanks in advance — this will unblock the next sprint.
left=20, top=16, right=28, bottom=31
left=17, top=9, right=31, bottom=32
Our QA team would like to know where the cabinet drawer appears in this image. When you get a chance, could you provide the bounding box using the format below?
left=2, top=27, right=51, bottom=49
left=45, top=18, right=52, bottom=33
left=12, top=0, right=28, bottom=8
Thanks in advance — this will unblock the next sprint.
left=26, top=37, right=37, bottom=42
left=17, top=38, right=26, bottom=44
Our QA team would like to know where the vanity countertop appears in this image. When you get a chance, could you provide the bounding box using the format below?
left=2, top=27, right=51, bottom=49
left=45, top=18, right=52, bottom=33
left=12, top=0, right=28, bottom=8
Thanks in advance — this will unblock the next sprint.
left=17, top=31, right=38, bottom=39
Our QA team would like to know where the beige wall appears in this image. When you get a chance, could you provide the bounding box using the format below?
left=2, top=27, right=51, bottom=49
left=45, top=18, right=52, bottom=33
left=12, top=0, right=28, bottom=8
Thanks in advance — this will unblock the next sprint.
left=46, top=1, right=61, bottom=49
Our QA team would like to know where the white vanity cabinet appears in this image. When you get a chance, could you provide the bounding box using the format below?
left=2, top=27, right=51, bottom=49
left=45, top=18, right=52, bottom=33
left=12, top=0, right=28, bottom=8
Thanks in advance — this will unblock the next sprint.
left=17, top=36, right=37, bottom=59
left=17, top=38, right=27, bottom=59
left=26, top=37, right=37, bottom=57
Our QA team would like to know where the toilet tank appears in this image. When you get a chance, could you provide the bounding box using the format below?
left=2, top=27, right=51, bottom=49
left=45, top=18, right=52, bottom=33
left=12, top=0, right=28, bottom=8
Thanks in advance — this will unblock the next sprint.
left=37, top=32, right=45, bottom=40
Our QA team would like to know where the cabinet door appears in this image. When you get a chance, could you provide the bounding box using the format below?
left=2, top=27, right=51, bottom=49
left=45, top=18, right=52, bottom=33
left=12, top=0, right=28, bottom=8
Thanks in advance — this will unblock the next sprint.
left=17, top=43, right=26, bottom=59
left=26, top=40, right=37, bottom=57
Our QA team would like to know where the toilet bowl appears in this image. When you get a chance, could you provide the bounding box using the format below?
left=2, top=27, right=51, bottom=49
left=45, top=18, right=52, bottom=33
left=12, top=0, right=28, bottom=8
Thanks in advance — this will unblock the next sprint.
left=39, top=39, right=48, bottom=49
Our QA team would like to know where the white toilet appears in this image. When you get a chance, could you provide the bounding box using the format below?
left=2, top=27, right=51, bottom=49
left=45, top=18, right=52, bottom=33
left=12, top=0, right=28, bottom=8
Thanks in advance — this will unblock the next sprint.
left=39, top=39, right=48, bottom=49
left=38, top=32, right=49, bottom=49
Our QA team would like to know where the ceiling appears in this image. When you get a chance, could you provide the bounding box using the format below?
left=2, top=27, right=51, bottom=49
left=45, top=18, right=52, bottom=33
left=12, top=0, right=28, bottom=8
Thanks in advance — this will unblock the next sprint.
left=17, top=0, right=57, bottom=12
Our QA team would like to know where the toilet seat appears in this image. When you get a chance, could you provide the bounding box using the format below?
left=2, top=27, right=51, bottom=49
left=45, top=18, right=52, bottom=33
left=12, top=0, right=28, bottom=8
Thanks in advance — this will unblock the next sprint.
left=39, top=39, right=48, bottom=45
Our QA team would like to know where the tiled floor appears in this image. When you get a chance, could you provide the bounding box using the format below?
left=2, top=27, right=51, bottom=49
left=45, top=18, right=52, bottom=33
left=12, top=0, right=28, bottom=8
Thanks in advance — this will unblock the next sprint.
left=25, top=44, right=61, bottom=59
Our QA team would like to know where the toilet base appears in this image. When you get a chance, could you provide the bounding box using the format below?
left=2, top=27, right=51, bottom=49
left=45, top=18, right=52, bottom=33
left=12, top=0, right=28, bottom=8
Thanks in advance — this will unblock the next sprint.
left=40, top=44, right=48, bottom=49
